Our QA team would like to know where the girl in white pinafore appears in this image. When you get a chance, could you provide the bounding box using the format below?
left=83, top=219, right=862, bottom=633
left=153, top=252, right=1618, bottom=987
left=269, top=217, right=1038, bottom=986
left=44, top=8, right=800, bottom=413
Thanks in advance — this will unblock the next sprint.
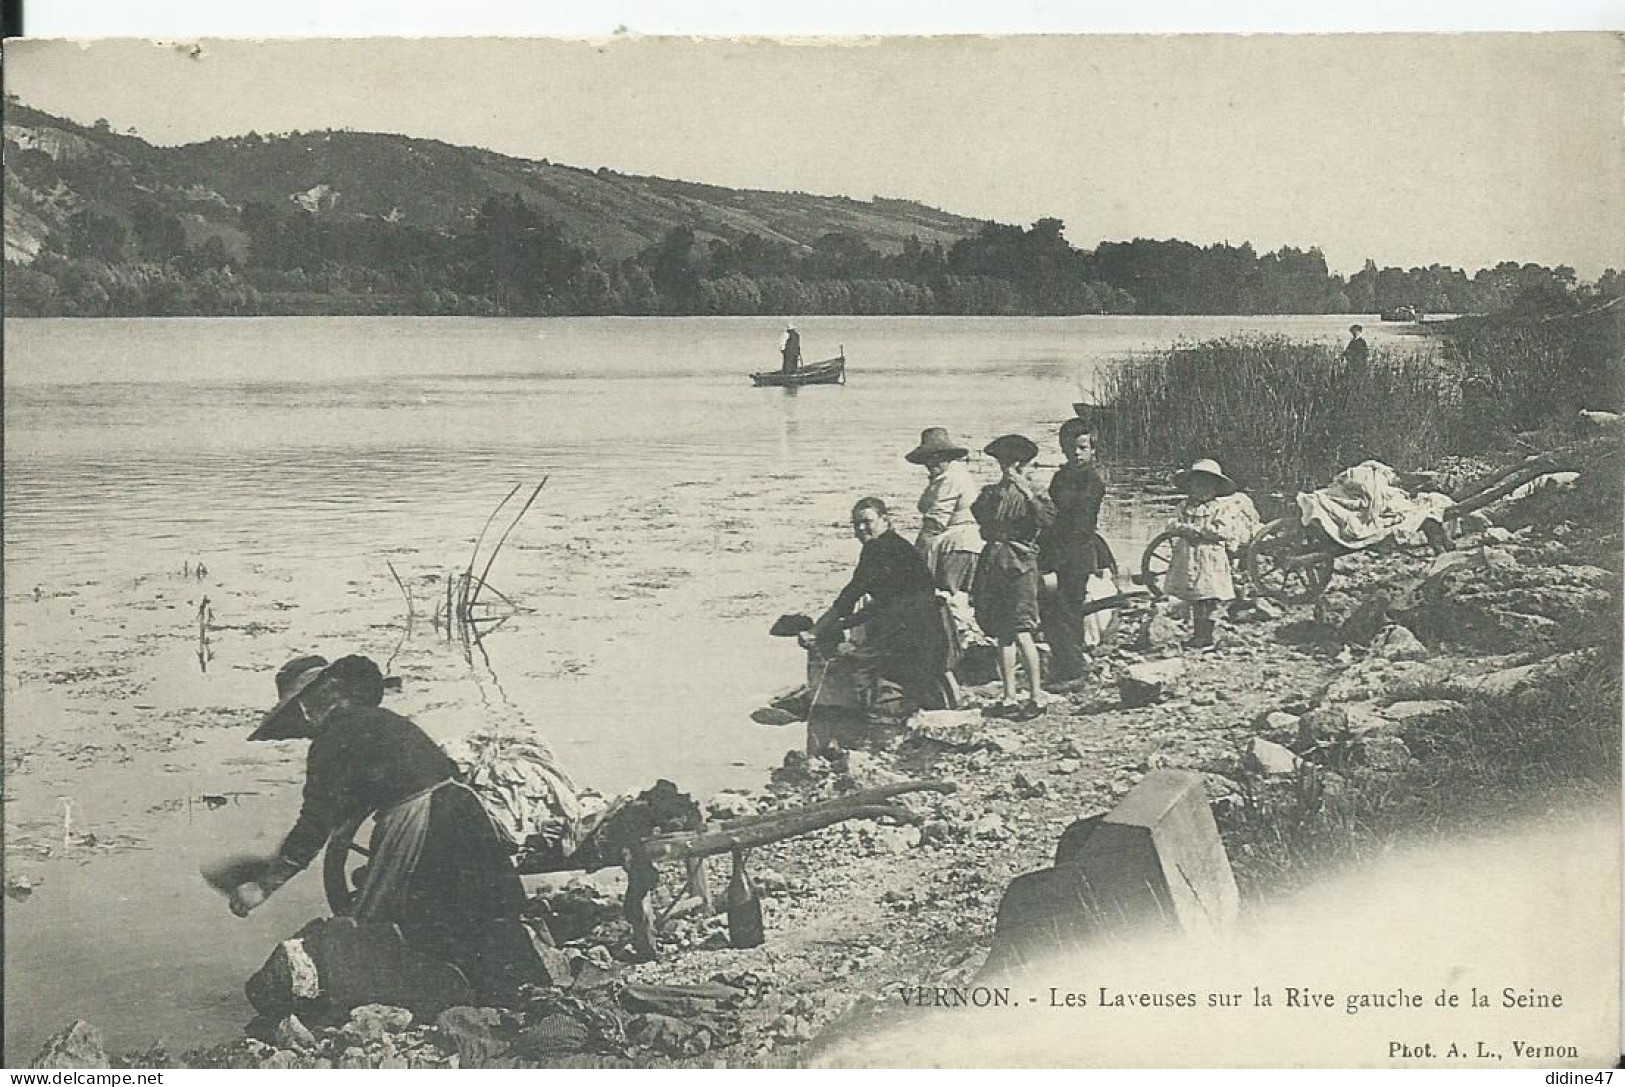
left=1165, top=459, right=1261, bottom=648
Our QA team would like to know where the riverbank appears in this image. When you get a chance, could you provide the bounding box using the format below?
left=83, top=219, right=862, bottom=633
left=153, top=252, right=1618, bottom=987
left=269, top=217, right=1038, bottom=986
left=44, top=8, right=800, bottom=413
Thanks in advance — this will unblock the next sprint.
left=32, top=425, right=1619, bottom=1069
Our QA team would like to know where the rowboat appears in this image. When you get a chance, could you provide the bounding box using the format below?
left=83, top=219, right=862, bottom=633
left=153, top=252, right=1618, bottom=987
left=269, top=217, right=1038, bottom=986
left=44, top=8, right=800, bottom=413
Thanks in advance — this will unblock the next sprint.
left=750, top=353, right=846, bottom=387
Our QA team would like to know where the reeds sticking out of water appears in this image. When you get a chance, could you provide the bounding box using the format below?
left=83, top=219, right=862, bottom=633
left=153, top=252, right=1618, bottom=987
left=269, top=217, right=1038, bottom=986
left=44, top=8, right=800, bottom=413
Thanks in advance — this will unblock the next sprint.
left=430, top=479, right=548, bottom=646
left=1095, top=335, right=1459, bottom=492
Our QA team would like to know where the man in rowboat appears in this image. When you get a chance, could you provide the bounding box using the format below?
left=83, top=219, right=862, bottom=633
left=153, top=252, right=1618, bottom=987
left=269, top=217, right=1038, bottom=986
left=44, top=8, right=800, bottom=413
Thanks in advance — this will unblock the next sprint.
left=781, top=325, right=802, bottom=374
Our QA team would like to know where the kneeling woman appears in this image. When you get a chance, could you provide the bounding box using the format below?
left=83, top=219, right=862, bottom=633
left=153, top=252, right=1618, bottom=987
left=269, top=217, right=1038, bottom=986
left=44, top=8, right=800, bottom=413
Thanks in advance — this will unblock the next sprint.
left=229, top=654, right=524, bottom=975
left=801, top=497, right=951, bottom=719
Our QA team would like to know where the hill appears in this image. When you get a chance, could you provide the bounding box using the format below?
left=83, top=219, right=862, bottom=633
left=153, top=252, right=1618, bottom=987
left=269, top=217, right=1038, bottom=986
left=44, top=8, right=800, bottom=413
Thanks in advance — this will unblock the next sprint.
left=3, top=100, right=981, bottom=271
left=5, top=97, right=1613, bottom=319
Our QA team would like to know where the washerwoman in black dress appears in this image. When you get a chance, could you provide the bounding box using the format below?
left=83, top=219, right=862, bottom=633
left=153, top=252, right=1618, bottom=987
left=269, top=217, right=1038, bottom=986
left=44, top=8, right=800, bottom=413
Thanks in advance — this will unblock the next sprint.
left=228, top=654, right=524, bottom=979
left=802, top=497, right=951, bottom=719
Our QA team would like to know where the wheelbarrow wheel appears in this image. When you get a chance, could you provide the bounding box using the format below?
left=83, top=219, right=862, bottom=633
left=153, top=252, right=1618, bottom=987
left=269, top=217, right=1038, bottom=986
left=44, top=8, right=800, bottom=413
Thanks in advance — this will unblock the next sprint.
left=1139, top=528, right=1188, bottom=598
left=1245, top=517, right=1335, bottom=604
left=322, top=814, right=372, bottom=916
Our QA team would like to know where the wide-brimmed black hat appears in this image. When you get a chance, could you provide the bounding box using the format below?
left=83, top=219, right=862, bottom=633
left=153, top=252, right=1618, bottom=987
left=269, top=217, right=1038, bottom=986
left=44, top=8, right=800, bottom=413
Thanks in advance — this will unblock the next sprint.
left=905, top=427, right=970, bottom=465
left=249, top=654, right=385, bottom=741
left=983, top=433, right=1039, bottom=466
left=769, top=613, right=816, bottom=638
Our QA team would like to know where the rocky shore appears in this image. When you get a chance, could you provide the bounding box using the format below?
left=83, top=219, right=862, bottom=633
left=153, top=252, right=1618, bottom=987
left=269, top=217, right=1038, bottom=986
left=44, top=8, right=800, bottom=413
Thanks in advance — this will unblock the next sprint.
left=31, top=435, right=1621, bottom=1070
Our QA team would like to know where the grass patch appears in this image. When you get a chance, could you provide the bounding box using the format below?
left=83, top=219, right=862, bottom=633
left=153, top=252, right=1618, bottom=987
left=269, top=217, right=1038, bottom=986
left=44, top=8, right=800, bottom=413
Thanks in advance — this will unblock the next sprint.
left=1219, top=656, right=1622, bottom=898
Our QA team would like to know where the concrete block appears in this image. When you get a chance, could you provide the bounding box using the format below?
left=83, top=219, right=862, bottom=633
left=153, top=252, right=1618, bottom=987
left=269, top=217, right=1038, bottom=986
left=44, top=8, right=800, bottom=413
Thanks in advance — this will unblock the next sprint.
left=980, top=770, right=1238, bottom=980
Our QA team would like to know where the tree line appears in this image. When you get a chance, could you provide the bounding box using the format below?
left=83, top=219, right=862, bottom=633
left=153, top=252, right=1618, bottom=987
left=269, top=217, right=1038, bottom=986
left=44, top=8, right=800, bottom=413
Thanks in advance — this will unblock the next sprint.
left=5, top=192, right=1620, bottom=318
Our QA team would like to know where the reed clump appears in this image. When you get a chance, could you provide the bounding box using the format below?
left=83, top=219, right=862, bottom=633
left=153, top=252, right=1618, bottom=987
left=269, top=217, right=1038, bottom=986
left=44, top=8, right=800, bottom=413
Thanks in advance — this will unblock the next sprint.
left=1442, top=301, right=1625, bottom=443
left=1095, top=334, right=1459, bottom=492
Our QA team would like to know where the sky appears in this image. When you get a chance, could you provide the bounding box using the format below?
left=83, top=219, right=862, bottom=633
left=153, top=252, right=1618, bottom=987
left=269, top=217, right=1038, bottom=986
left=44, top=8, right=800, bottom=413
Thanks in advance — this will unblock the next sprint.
left=6, top=32, right=1623, bottom=277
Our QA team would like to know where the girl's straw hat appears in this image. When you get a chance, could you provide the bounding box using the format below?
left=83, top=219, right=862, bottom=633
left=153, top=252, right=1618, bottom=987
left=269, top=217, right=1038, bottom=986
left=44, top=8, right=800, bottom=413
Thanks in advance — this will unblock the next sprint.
left=1174, top=458, right=1238, bottom=497
left=905, top=427, right=970, bottom=464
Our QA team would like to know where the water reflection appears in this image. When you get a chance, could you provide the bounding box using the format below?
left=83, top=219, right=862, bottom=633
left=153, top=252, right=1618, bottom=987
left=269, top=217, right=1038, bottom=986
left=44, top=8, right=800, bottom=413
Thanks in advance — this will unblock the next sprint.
left=5, top=314, right=1390, bottom=1055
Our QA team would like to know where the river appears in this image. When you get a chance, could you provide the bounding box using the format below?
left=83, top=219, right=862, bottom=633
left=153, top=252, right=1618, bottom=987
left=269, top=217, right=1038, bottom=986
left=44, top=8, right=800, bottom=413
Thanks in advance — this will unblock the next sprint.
left=2, top=313, right=1405, bottom=1058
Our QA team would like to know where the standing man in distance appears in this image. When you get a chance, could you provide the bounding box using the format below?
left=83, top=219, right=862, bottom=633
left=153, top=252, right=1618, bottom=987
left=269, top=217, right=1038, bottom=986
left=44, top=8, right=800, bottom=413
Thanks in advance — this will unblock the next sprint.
left=781, top=324, right=802, bottom=374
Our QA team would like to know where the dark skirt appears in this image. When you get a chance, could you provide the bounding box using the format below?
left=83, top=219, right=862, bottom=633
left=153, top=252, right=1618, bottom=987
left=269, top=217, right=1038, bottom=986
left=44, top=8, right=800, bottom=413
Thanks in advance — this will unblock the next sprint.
left=974, top=548, right=1041, bottom=643
left=375, top=784, right=525, bottom=960
left=937, top=550, right=979, bottom=595
left=866, top=591, right=951, bottom=702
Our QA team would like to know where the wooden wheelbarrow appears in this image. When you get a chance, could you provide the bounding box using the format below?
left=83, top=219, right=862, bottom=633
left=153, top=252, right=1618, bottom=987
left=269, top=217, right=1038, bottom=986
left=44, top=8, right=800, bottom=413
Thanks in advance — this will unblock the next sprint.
left=323, top=778, right=957, bottom=961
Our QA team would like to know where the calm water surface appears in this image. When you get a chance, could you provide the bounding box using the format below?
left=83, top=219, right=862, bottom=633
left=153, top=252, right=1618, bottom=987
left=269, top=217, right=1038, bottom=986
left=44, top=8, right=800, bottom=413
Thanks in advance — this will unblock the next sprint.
left=2, top=314, right=1400, bottom=1057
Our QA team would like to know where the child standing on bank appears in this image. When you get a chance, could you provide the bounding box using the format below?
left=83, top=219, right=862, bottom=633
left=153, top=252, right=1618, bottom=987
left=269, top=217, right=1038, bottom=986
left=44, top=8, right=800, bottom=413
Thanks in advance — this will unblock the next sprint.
left=1165, top=459, right=1261, bottom=648
left=971, top=434, right=1054, bottom=720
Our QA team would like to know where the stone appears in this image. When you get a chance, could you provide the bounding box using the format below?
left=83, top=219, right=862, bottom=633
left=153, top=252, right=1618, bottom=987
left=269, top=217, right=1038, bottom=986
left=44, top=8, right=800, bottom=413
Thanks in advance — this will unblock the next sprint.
left=705, top=790, right=758, bottom=820
left=841, top=749, right=906, bottom=788
left=1244, top=738, right=1300, bottom=776
left=1198, top=773, right=1244, bottom=803
left=1353, top=734, right=1412, bottom=771
left=1058, top=738, right=1087, bottom=760
left=1370, top=624, right=1428, bottom=662
left=979, top=771, right=1238, bottom=981
left=752, top=865, right=790, bottom=895
left=1259, top=710, right=1301, bottom=738
left=1136, top=613, right=1184, bottom=652
left=337, top=1047, right=371, bottom=1070
left=1481, top=526, right=1514, bottom=543
left=1457, top=649, right=1597, bottom=697
left=1380, top=699, right=1464, bottom=724
left=259, top=1049, right=305, bottom=1069
left=1053, top=759, right=1080, bottom=775
left=1013, top=772, right=1048, bottom=798
left=1341, top=703, right=1401, bottom=737
left=274, top=1014, right=319, bottom=1053
left=1337, top=593, right=1392, bottom=646
left=1190, top=689, right=1217, bottom=707
left=435, top=1006, right=511, bottom=1069
left=1481, top=546, right=1519, bottom=571
left=1117, top=659, right=1186, bottom=707
left=869, top=823, right=922, bottom=854
left=628, top=1012, right=719, bottom=1057
left=971, top=813, right=1010, bottom=841
left=1250, top=596, right=1286, bottom=620
left=1053, top=814, right=1106, bottom=867
left=1295, top=705, right=1346, bottom=744
left=31, top=1021, right=109, bottom=1069
left=246, top=937, right=323, bottom=1015
left=342, top=1004, right=414, bottom=1046
left=247, top=918, right=473, bottom=1022
left=905, top=708, right=985, bottom=749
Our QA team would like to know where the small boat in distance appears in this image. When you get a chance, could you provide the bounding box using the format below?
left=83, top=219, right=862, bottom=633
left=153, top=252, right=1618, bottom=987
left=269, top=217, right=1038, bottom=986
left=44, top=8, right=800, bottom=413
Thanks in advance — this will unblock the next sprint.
left=750, top=350, right=846, bottom=387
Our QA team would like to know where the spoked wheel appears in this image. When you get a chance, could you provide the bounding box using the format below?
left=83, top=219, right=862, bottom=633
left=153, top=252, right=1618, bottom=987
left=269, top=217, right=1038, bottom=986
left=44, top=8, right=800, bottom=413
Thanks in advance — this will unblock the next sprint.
left=322, top=814, right=373, bottom=916
left=1139, top=528, right=1189, bottom=598
left=1245, top=517, right=1336, bottom=604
